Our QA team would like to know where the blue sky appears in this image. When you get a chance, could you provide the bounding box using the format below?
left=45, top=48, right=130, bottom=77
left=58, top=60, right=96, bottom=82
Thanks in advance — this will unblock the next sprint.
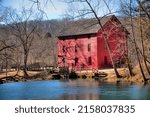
left=1, top=0, right=121, bottom=20
left=2, top=0, right=68, bottom=19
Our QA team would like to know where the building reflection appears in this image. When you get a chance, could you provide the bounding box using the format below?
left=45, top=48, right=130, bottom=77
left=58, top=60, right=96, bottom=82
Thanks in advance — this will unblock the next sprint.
left=60, top=80, right=100, bottom=100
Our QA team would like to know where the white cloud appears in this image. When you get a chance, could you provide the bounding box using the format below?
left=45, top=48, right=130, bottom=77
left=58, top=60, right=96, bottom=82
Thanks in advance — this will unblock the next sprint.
left=2, top=0, right=67, bottom=19
left=41, top=0, right=67, bottom=19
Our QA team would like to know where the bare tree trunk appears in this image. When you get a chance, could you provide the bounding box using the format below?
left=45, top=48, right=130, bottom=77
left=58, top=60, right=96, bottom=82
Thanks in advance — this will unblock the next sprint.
left=126, top=35, right=134, bottom=76
left=85, top=0, right=122, bottom=78
left=126, top=58, right=134, bottom=76
left=129, top=0, right=147, bottom=82
left=24, top=52, right=29, bottom=77
left=138, top=2, right=150, bottom=75
left=5, top=50, right=8, bottom=78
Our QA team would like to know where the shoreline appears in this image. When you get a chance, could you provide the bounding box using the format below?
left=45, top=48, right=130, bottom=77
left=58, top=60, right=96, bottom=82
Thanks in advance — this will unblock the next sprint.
left=0, top=77, right=149, bottom=86
left=0, top=68, right=150, bottom=85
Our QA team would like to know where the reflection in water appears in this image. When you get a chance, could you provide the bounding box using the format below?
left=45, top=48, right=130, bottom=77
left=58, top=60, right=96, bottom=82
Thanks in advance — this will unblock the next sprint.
left=59, top=80, right=100, bottom=100
left=0, top=80, right=150, bottom=100
left=59, top=93, right=100, bottom=100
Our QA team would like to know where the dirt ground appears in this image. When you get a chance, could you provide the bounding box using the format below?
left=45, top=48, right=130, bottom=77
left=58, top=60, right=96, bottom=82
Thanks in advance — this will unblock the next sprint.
left=0, top=67, right=149, bottom=84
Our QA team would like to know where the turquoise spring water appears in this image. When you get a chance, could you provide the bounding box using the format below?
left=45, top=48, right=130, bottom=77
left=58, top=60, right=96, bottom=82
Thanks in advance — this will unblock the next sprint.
left=0, top=80, right=150, bottom=100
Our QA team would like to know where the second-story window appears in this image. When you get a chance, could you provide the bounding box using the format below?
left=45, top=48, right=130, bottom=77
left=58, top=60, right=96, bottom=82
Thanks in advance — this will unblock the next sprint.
left=63, top=46, right=66, bottom=53
left=88, top=43, right=91, bottom=52
left=75, top=45, right=77, bottom=52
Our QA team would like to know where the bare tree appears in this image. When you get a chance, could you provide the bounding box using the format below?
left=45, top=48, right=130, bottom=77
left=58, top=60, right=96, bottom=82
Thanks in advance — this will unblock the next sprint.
left=128, top=0, right=148, bottom=82
left=120, top=0, right=149, bottom=82
left=5, top=8, right=43, bottom=77
left=0, top=26, right=16, bottom=77
left=137, top=0, right=150, bottom=75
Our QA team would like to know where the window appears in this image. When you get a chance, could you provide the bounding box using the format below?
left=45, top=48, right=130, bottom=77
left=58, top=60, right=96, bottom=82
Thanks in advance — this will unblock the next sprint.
left=81, top=63, right=85, bottom=68
left=88, top=43, right=91, bottom=52
left=62, top=58, right=65, bottom=64
left=63, top=46, right=66, bottom=53
left=88, top=57, right=92, bottom=65
left=75, top=57, right=78, bottom=66
left=75, top=45, right=77, bottom=52
left=104, top=56, right=108, bottom=65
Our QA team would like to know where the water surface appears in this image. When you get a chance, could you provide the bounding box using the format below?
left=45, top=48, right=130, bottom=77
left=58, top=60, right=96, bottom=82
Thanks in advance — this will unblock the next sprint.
left=0, top=80, right=150, bottom=100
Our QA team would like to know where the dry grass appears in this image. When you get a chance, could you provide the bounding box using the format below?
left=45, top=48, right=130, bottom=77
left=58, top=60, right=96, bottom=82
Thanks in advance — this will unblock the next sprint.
left=131, top=63, right=150, bottom=83
left=0, top=70, right=43, bottom=79
left=0, top=66, right=149, bottom=84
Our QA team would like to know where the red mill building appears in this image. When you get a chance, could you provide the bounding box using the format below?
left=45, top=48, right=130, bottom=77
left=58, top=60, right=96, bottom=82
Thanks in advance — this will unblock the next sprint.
left=57, top=15, right=128, bottom=70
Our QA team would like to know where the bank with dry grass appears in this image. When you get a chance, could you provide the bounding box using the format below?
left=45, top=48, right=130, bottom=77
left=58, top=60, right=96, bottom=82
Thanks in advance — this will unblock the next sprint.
left=0, top=66, right=150, bottom=84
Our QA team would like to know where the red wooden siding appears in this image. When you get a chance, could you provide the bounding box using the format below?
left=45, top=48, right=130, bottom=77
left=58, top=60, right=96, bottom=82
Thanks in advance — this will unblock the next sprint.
left=97, top=16, right=127, bottom=68
left=57, top=16, right=127, bottom=70
left=58, top=34, right=98, bottom=70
